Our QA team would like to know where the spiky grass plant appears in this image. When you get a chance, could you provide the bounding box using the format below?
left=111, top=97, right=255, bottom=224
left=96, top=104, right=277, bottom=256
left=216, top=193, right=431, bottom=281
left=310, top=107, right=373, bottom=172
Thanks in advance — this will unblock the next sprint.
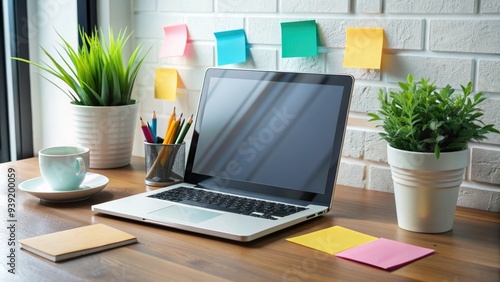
left=368, top=74, right=499, bottom=158
left=14, top=27, right=147, bottom=106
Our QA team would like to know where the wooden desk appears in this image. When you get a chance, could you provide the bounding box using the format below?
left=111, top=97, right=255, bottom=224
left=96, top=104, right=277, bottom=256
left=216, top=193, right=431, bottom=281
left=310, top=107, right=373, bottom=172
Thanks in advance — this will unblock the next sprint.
left=1, top=157, right=499, bottom=281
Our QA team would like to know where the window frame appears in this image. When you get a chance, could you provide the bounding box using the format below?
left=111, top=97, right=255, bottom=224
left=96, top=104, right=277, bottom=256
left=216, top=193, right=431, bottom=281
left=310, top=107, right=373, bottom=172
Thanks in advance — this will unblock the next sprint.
left=0, top=0, right=97, bottom=163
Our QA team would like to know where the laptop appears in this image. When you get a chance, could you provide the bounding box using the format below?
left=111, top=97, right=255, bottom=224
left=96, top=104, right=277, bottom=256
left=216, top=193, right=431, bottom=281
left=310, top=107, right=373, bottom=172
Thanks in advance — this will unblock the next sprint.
left=92, top=68, right=354, bottom=242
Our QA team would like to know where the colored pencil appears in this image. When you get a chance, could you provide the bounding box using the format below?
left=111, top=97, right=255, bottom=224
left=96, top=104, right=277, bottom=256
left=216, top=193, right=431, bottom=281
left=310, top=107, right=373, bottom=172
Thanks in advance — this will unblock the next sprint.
left=152, top=111, right=157, bottom=143
left=175, top=114, right=193, bottom=144
left=140, top=117, right=154, bottom=143
left=163, top=107, right=176, bottom=144
left=166, top=113, right=182, bottom=144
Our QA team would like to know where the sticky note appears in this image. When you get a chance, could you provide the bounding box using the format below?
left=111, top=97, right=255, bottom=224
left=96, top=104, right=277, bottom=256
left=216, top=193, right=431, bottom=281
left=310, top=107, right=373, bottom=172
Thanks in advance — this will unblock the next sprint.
left=281, top=20, right=318, bottom=58
left=160, top=24, right=188, bottom=58
left=335, top=238, right=434, bottom=270
left=154, top=68, right=184, bottom=101
left=286, top=226, right=378, bottom=255
left=214, top=29, right=247, bottom=66
left=343, top=27, right=384, bottom=69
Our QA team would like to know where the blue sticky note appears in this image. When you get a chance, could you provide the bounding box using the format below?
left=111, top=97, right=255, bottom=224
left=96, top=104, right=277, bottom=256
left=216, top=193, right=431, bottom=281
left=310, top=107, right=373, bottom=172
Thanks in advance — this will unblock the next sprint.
left=214, top=29, right=247, bottom=66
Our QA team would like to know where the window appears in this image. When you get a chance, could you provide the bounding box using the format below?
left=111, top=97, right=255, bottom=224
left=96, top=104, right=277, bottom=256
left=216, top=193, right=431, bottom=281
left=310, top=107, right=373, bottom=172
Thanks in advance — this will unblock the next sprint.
left=1, top=0, right=33, bottom=163
left=0, top=0, right=97, bottom=163
left=0, top=2, right=8, bottom=162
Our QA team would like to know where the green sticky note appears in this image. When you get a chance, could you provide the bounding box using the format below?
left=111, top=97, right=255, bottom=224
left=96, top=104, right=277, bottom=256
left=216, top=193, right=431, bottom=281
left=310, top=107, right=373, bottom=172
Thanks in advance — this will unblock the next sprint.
left=281, top=20, right=318, bottom=58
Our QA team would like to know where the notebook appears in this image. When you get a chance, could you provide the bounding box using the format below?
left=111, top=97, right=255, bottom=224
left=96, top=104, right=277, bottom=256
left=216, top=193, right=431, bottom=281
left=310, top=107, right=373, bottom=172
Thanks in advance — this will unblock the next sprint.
left=19, top=224, right=137, bottom=262
left=92, top=68, right=354, bottom=242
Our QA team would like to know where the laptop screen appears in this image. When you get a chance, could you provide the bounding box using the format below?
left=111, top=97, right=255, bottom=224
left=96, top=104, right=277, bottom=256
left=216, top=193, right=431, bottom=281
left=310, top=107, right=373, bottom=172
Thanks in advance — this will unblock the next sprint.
left=185, top=68, right=353, bottom=206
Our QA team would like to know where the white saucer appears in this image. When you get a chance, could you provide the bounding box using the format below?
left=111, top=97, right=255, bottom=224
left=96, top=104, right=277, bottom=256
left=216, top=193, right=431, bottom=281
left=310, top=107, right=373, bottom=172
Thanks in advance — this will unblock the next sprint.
left=19, top=173, right=109, bottom=202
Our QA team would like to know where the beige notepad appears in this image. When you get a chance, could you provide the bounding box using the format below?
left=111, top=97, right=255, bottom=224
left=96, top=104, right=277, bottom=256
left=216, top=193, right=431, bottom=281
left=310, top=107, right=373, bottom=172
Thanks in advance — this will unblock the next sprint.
left=19, top=224, right=137, bottom=262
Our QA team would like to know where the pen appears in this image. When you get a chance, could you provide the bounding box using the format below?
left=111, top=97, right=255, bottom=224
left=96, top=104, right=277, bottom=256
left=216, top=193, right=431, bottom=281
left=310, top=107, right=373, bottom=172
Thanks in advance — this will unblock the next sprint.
left=140, top=117, right=155, bottom=143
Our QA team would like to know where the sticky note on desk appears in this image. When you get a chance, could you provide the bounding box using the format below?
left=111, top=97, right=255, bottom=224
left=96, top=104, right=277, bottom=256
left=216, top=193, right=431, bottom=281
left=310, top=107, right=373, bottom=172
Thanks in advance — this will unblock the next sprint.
left=281, top=20, right=318, bottom=58
left=343, top=27, right=384, bottom=69
left=214, top=29, right=247, bottom=66
left=286, top=226, right=377, bottom=255
left=154, top=68, right=184, bottom=101
left=160, top=24, right=188, bottom=58
left=335, top=238, right=435, bottom=270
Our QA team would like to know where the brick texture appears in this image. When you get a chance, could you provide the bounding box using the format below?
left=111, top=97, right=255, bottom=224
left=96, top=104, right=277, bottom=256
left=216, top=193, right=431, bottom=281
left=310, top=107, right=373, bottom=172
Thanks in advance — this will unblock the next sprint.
left=158, top=0, right=213, bottom=12
left=281, top=0, right=350, bottom=13
left=369, top=165, right=393, bottom=192
left=458, top=185, right=500, bottom=212
left=386, top=0, right=476, bottom=14
left=337, top=161, right=365, bottom=188
left=471, top=148, right=500, bottom=185
left=132, top=0, right=500, bottom=211
left=480, top=0, right=500, bottom=13
left=217, top=0, right=277, bottom=13
left=357, top=0, right=382, bottom=13
left=478, top=60, right=500, bottom=93
left=342, top=129, right=365, bottom=158
left=384, top=55, right=473, bottom=88
left=430, top=20, right=500, bottom=54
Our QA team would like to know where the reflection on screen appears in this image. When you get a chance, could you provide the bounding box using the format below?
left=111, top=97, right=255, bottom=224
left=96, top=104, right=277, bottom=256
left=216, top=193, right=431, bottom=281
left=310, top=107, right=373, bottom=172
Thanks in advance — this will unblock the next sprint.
left=192, top=77, right=343, bottom=194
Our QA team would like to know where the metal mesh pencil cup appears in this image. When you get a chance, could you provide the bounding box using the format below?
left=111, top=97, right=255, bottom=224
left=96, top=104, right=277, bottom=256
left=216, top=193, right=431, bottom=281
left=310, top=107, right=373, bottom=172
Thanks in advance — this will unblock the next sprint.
left=144, top=142, right=185, bottom=186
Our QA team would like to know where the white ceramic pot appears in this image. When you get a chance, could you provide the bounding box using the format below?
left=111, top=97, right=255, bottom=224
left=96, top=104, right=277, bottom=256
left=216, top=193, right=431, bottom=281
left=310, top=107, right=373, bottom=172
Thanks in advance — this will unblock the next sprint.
left=70, top=102, right=139, bottom=169
left=387, top=144, right=470, bottom=233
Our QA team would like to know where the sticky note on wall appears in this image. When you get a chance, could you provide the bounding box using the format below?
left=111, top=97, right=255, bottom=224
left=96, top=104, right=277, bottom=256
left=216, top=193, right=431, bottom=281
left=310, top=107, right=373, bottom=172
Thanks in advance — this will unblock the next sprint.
left=214, top=29, right=247, bottom=66
left=281, top=20, right=318, bottom=58
left=160, top=24, right=188, bottom=58
left=343, top=27, right=384, bottom=69
left=154, top=68, right=184, bottom=101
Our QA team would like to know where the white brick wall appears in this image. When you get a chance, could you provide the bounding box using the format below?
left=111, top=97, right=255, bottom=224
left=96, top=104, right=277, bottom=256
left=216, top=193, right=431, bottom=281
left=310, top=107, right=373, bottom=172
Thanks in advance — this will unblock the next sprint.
left=158, top=0, right=213, bottom=12
left=429, top=20, right=500, bottom=54
left=218, top=0, right=277, bottom=13
left=478, top=60, right=500, bottom=92
left=481, top=0, right=500, bottom=13
left=132, top=0, right=500, bottom=211
left=386, top=0, right=476, bottom=14
left=281, top=0, right=350, bottom=13
left=357, top=0, right=382, bottom=14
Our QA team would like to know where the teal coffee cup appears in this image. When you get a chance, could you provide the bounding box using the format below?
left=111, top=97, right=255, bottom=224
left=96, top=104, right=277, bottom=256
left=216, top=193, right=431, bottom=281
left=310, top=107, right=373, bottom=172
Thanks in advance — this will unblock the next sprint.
left=39, top=146, right=90, bottom=191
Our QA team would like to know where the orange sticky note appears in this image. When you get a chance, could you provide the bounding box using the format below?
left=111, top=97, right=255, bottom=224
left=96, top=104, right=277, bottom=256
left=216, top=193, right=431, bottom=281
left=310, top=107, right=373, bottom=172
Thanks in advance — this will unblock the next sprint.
left=154, top=68, right=184, bottom=101
left=160, top=24, right=188, bottom=58
left=343, top=28, right=384, bottom=69
left=286, top=226, right=378, bottom=255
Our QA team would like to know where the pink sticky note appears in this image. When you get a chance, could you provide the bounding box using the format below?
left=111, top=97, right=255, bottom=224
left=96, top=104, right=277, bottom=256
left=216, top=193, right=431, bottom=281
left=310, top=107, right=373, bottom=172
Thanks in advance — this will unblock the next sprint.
left=335, top=238, right=434, bottom=270
left=160, top=24, right=188, bottom=58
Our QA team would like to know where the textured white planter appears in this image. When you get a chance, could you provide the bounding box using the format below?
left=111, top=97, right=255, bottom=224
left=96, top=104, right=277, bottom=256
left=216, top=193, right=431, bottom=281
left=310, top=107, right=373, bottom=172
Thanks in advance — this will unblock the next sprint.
left=70, top=103, right=139, bottom=169
left=387, top=144, right=470, bottom=233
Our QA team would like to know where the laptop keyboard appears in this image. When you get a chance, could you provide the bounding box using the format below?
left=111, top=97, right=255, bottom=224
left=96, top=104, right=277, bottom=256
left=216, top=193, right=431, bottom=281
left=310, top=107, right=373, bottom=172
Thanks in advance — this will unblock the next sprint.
left=148, top=187, right=308, bottom=220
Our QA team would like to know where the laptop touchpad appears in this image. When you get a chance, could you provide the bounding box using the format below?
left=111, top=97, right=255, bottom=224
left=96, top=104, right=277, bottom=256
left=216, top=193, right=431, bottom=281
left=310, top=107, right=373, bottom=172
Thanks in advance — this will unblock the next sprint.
left=148, top=205, right=222, bottom=224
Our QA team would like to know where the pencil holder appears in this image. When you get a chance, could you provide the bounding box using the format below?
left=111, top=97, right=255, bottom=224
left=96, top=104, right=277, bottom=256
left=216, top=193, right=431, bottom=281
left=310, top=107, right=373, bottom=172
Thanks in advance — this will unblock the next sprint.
left=144, top=142, right=185, bottom=186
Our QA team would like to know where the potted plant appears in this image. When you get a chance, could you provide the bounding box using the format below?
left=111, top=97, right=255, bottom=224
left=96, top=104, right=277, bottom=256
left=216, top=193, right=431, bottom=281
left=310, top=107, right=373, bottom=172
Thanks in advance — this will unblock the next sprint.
left=14, top=27, right=148, bottom=168
left=368, top=74, right=499, bottom=233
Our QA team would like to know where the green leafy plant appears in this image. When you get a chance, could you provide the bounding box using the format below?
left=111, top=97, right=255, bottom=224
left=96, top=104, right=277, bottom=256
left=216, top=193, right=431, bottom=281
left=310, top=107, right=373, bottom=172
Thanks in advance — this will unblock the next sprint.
left=368, top=74, right=499, bottom=158
left=13, top=27, right=147, bottom=106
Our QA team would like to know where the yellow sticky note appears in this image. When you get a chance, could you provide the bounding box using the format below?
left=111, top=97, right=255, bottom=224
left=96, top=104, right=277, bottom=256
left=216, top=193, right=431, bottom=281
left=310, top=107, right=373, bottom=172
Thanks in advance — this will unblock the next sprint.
left=343, top=28, right=384, bottom=69
left=286, top=226, right=378, bottom=255
left=154, top=68, right=184, bottom=101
